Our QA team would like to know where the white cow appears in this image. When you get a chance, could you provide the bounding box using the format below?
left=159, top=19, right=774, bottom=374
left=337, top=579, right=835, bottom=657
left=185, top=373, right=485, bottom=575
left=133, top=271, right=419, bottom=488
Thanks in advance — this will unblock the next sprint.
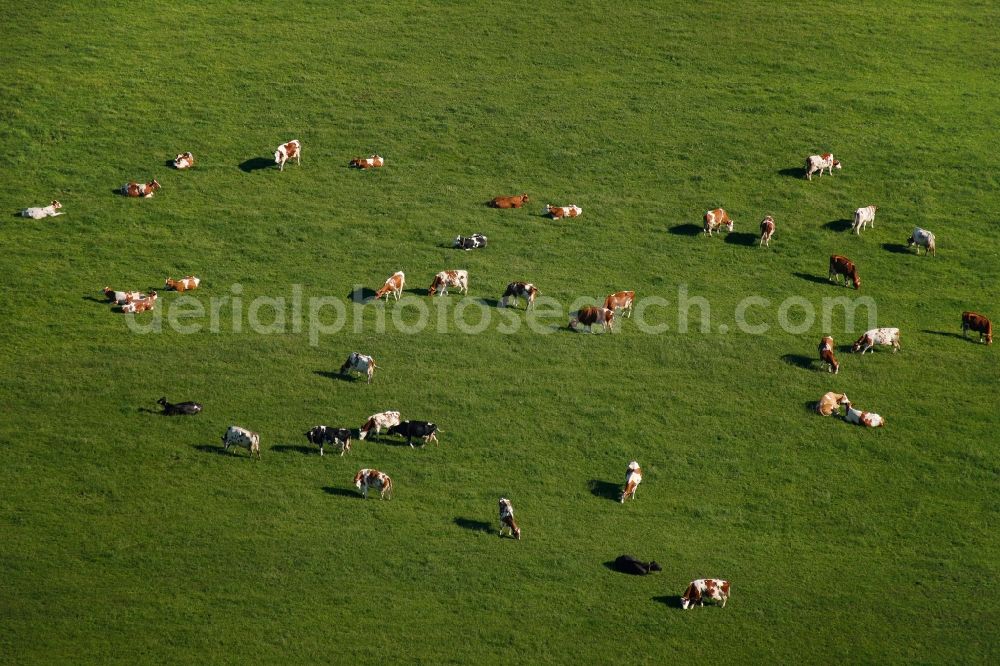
left=805, top=153, right=841, bottom=180
left=498, top=498, right=521, bottom=539
left=359, top=411, right=401, bottom=441
left=851, top=328, right=900, bottom=354
left=21, top=200, right=64, bottom=219
left=907, top=227, right=936, bottom=256
left=274, top=140, right=301, bottom=171
left=222, top=426, right=261, bottom=459
left=620, top=461, right=642, bottom=503
left=340, top=352, right=377, bottom=383
left=428, top=270, right=469, bottom=296
left=852, top=205, right=878, bottom=234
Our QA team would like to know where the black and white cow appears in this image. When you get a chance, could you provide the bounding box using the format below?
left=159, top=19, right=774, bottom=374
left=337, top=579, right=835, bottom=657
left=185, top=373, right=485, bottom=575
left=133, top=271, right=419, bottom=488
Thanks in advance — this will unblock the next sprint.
left=499, top=282, right=538, bottom=309
left=157, top=397, right=202, bottom=415
left=222, top=426, right=260, bottom=459
left=304, top=425, right=352, bottom=456
left=339, top=352, right=377, bottom=383
left=386, top=420, right=439, bottom=448
left=453, top=233, right=488, bottom=251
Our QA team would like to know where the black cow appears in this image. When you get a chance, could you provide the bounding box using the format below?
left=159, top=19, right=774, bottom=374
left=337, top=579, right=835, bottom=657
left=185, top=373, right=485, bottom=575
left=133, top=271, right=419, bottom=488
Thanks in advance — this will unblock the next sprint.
left=453, top=233, right=487, bottom=251
left=386, top=421, right=439, bottom=448
left=304, top=425, right=352, bottom=456
left=612, top=555, right=662, bottom=575
left=157, top=397, right=202, bottom=415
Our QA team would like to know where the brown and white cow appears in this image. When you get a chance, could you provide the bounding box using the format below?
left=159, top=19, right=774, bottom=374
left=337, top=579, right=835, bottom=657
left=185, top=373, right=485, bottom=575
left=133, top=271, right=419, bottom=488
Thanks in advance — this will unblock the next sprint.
left=620, top=461, right=642, bottom=503
left=120, top=291, right=157, bottom=313
left=908, top=227, right=936, bottom=256
left=843, top=401, right=886, bottom=428
left=829, top=255, right=861, bottom=289
left=569, top=306, right=614, bottom=333
left=852, top=205, right=878, bottom=235
left=374, top=271, right=405, bottom=301
left=604, top=291, right=634, bottom=319
left=121, top=179, right=160, bottom=198
left=349, top=154, right=384, bottom=169
left=499, top=498, right=521, bottom=539
left=816, top=392, right=850, bottom=416
left=340, top=352, right=377, bottom=384
left=103, top=287, right=144, bottom=304
left=851, top=328, right=900, bottom=354
left=428, top=270, right=469, bottom=296
left=489, top=193, right=529, bottom=209
left=962, top=312, right=993, bottom=345
left=545, top=204, right=582, bottom=219
left=681, top=579, right=730, bottom=609
left=21, top=200, right=63, bottom=219
left=704, top=208, right=733, bottom=236
left=173, top=152, right=195, bottom=169
left=500, top=282, right=538, bottom=309
left=274, top=140, right=301, bottom=171
left=359, top=411, right=401, bottom=441
left=818, top=336, right=839, bottom=374
left=759, top=216, right=775, bottom=247
left=164, top=275, right=200, bottom=292
left=805, top=153, right=841, bottom=180
left=354, top=468, right=393, bottom=499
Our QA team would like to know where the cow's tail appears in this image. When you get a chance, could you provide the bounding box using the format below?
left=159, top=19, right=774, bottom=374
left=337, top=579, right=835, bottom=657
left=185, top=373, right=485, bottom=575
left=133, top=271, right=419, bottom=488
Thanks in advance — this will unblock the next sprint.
left=384, top=476, right=393, bottom=500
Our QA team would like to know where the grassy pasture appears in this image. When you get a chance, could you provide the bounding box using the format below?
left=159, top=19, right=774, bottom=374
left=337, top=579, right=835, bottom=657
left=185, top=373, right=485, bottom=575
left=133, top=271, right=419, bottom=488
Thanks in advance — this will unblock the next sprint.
left=1, top=1, right=998, bottom=663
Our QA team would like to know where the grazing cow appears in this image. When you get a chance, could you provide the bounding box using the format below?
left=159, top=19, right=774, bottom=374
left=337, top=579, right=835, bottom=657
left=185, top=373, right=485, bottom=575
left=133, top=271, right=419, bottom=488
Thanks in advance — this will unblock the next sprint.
left=349, top=154, right=384, bottom=169
left=851, top=328, right=900, bottom=354
left=374, top=271, right=405, bottom=302
left=489, top=193, right=530, bottom=209
left=428, top=270, right=469, bottom=296
left=759, top=216, right=775, bottom=247
left=818, top=336, right=839, bottom=374
left=103, top=287, right=144, bottom=304
left=120, top=291, right=157, bottom=313
left=386, top=420, right=439, bottom=448
left=359, top=411, right=401, bottom=441
left=339, top=352, right=377, bottom=384
left=816, top=392, right=850, bottom=416
left=546, top=204, right=582, bottom=219
left=852, top=205, right=878, bottom=234
left=304, top=425, right=352, bottom=456
left=908, top=227, right=936, bottom=256
left=222, top=425, right=261, bottom=459
left=157, top=397, right=202, bottom=415
left=620, top=461, right=642, bottom=503
left=843, top=401, right=886, bottom=428
left=499, top=282, right=538, bottom=309
left=498, top=498, right=521, bottom=540
left=604, top=291, right=635, bottom=319
left=164, top=275, right=200, bottom=292
left=354, top=468, right=393, bottom=499
left=21, top=200, right=63, bottom=219
left=453, top=233, right=488, bottom=250
left=829, top=255, right=861, bottom=289
left=569, top=306, right=614, bottom=333
left=703, top=208, right=733, bottom=236
left=681, top=579, right=731, bottom=609
left=173, top=152, right=195, bottom=169
left=274, top=140, right=301, bottom=171
left=805, top=153, right=841, bottom=180
left=962, top=311, right=993, bottom=345
left=612, top=555, right=662, bottom=576
left=121, top=179, right=160, bottom=198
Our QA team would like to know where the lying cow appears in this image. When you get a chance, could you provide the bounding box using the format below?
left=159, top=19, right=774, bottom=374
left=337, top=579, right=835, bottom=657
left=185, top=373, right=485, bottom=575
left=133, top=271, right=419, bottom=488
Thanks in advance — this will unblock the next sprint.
left=843, top=401, right=886, bottom=428
left=354, top=468, right=393, bottom=499
left=499, top=498, right=521, bottom=540
left=120, top=291, right=157, bottom=313
left=359, top=411, right=401, bottom=441
left=121, top=179, right=160, bottom=198
left=349, top=154, right=384, bottom=169
left=274, top=140, right=301, bottom=171
left=818, top=336, right=839, bottom=374
left=428, top=270, right=469, bottom=296
left=339, top=352, right=378, bottom=383
left=829, top=255, right=861, bottom=290
left=612, top=555, right=662, bottom=576
left=805, top=153, right=841, bottom=180
left=681, top=579, right=730, bottom=609
left=103, top=287, right=144, bottom=304
left=304, top=425, right=352, bottom=456
left=164, top=275, right=200, bottom=292
left=759, top=216, right=775, bottom=247
left=499, top=282, right=538, bottom=309
left=704, top=208, right=733, bottom=236
left=962, top=311, right=992, bottom=345
left=173, top=152, right=195, bottom=169
left=374, top=271, right=405, bottom=301
left=453, top=233, right=487, bottom=250
left=852, top=205, right=878, bottom=235
left=546, top=204, right=582, bottom=219
left=816, top=392, right=850, bottom=416
left=387, top=420, right=439, bottom=448
left=620, top=461, right=642, bottom=503
left=157, top=397, right=202, bottom=415
left=604, top=291, right=634, bottom=318
left=21, top=200, right=63, bottom=219
left=851, top=328, right=900, bottom=354
left=569, top=306, right=614, bottom=333
left=489, top=193, right=529, bottom=209
left=908, top=227, right=936, bottom=256
left=222, top=425, right=260, bottom=459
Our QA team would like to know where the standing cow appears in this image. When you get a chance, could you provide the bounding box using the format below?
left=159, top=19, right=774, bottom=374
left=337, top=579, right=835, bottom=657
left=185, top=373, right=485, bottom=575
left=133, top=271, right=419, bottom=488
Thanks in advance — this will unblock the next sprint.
left=304, top=425, right=352, bottom=456
left=386, top=421, right=439, bottom=448
left=569, top=306, right=614, bottom=333
left=704, top=208, right=733, bottom=236
left=829, top=255, right=861, bottom=289
left=354, top=469, right=393, bottom=499
left=498, top=498, right=521, bottom=540
left=374, top=271, right=405, bottom=301
left=359, top=411, right=401, bottom=441
left=962, top=312, right=992, bottom=344
left=499, top=282, right=538, bottom=310
left=851, top=328, right=900, bottom=354
left=818, top=336, right=839, bottom=374
left=274, top=140, right=301, bottom=171
left=340, top=352, right=378, bottom=383
left=604, top=291, right=635, bottom=319
left=908, top=227, right=936, bottom=256
left=681, top=579, right=731, bottom=609
left=620, top=461, right=642, bottom=503
left=805, top=153, right=841, bottom=180
left=852, top=205, right=878, bottom=234
left=759, top=216, right=775, bottom=247
left=428, top=270, right=469, bottom=296
left=222, top=426, right=261, bottom=459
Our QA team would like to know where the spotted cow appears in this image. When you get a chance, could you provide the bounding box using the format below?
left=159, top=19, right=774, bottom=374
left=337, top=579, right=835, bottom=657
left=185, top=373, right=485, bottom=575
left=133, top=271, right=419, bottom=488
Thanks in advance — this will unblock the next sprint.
left=354, top=468, right=393, bottom=499
left=681, top=579, right=730, bottom=609
left=499, top=497, right=521, bottom=539
left=274, top=140, right=301, bottom=171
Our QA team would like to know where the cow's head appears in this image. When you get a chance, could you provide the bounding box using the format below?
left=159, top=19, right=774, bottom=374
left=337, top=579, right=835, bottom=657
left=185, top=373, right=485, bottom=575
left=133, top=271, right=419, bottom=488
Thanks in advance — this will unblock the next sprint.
left=51, top=200, right=62, bottom=209
left=353, top=471, right=364, bottom=488
left=833, top=160, right=842, bottom=170
left=681, top=583, right=700, bottom=610
left=648, top=561, right=662, bottom=573
left=852, top=273, right=861, bottom=289
left=850, top=335, right=868, bottom=353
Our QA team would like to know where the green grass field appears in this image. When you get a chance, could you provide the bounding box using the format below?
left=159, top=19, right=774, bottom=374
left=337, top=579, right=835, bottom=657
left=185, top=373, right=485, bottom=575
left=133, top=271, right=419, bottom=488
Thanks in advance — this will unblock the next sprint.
left=2, top=1, right=998, bottom=663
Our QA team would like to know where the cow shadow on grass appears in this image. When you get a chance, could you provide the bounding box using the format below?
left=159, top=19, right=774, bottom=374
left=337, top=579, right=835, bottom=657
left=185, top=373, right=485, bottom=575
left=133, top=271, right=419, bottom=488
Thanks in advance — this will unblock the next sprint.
left=403, top=288, right=427, bottom=297
left=192, top=444, right=230, bottom=456
left=589, top=479, right=621, bottom=502
left=780, top=354, right=815, bottom=371
left=453, top=517, right=493, bottom=534
left=653, top=595, right=686, bottom=609
left=348, top=287, right=376, bottom=303
left=271, top=444, right=316, bottom=455
left=314, top=370, right=354, bottom=383
left=822, top=219, right=854, bottom=232
left=81, top=295, right=107, bottom=304
left=724, top=232, right=758, bottom=247
left=322, top=486, right=360, bottom=499
left=803, top=400, right=820, bottom=413
left=882, top=243, right=911, bottom=255
left=792, top=272, right=831, bottom=286
left=239, top=157, right=274, bottom=173
left=778, top=167, right=805, bottom=179
left=921, top=329, right=966, bottom=341
left=667, top=223, right=703, bottom=236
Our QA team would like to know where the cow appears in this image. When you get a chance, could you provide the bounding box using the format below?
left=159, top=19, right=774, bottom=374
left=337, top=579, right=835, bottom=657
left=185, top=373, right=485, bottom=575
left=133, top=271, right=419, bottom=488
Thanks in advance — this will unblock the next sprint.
left=829, top=255, right=861, bottom=289
left=805, top=153, right=841, bottom=180
left=545, top=204, right=582, bottom=219
left=681, top=579, right=731, bottom=609
left=349, top=154, right=384, bottom=169
left=157, top=397, right=202, bottom=415
left=759, top=216, right=775, bottom=247
left=359, top=411, right=401, bottom=441
left=843, top=401, right=886, bottom=428
left=851, top=328, right=900, bottom=354
left=374, top=271, right=405, bottom=302
left=488, top=194, right=529, bottom=209
left=818, top=336, right=839, bottom=374
left=852, top=205, right=878, bottom=234
left=304, top=425, right=352, bottom=456
left=121, top=179, right=160, bottom=198
left=908, top=227, right=936, bottom=256
left=620, top=461, right=642, bottom=503
left=453, top=233, right=488, bottom=250
left=103, top=287, right=144, bottom=304
left=222, top=425, right=261, bottom=459
left=354, top=468, right=393, bottom=499
left=21, top=200, right=63, bottom=219
left=428, top=270, right=469, bottom=296
left=164, top=276, right=200, bottom=292
left=274, top=140, right=301, bottom=171
left=386, top=420, right=439, bottom=448
left=704, top=208, right=733, bottom=236
left=498, top=498, right=521, bottom=540
left=120, top=291, right=157, bottom=313
left=569, top=306, right=614, bottom=333
left=499, top=282, right=538, bottom=309
left=962, top=311, right=993, bottom=345
left=173, top=152, right=195, bottom=169
left=339, top=352, right=377, bottom=384
left=816, top=392, right=850, bottom=416
left=604, top=291, right=635, bottom=319
left=612, top=555, right=662, bottom=575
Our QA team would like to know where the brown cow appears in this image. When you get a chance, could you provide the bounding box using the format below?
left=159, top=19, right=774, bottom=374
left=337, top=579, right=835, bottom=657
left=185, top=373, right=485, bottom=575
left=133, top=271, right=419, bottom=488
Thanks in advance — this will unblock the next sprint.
left=962, top=311, right=993, bottom=344
left=829, top=255, right=861, bottom=289
left=704, top=208, right=733, bottom=236
left=569, top=306, right=614, bottom=333
left=349, top=154, right=384, bottom=169
left=759, top=216, right=775, bottom=247
left=488, top=193, right=529, bottom=209
left=818, top=336, right=839, bottom=374
left=604, top=291, right=635, bottom=319
left=121, top=179, right=160, bottom=198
